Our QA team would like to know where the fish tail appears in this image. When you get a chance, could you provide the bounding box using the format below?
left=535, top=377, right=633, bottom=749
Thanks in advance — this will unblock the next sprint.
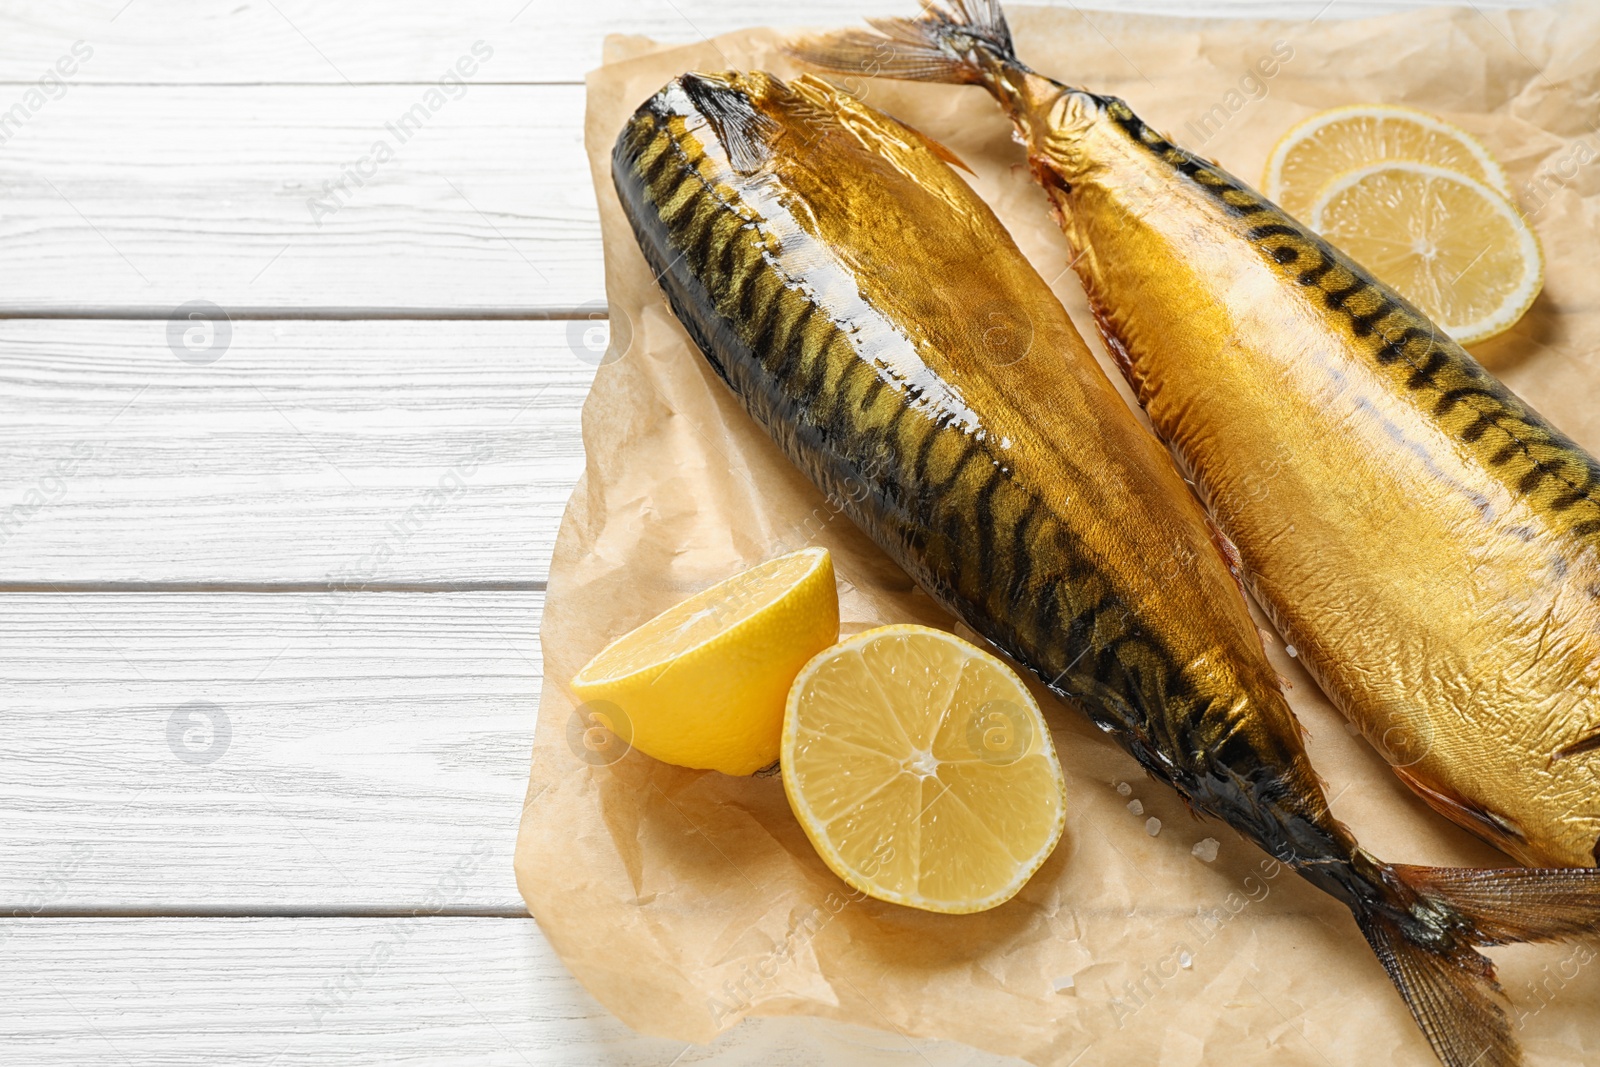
left=787, top=0, right=1021, bottom=86
left=1357, top=860, right=1600, bottom=1067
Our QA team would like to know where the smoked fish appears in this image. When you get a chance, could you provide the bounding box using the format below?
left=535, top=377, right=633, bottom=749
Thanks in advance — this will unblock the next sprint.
left=615, top=66, right=1600, bottom=1067
left=794, top=1, right=1600, bottom=873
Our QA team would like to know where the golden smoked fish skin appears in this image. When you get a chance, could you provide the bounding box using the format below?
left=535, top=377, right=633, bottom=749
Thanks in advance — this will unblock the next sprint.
left=844, top=22, right=1600, bottom=875
left=792, top=5, right=1600, bottom=1066
left=611, top=70, right=1359, bottom=881
left=1050, top=101, right=1600, bottom=873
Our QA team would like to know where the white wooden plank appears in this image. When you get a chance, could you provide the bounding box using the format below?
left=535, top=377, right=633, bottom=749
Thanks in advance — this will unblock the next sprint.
left=0, top=86, right=598, bottom=313
left=0, top=917, right=1019, bottom=1066
left=0, top=1, right=1552, bottom=85
left=0, top=319, right=591, bottom=583
left=0, top=592, right=541, bottom=913
left=0, top=2, right=1556, bottom=315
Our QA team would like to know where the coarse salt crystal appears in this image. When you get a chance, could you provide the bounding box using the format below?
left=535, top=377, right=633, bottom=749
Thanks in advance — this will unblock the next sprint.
left=1127, top=800, right=1143, bottom=816
left=1146, top=817, right=1162, bottom=837
left=1192, top=837, right=1220, bottom=862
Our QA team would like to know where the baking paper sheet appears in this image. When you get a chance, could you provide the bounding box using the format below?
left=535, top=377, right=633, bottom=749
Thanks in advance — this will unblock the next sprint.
left=516, top=5, right=1600, bottom=1063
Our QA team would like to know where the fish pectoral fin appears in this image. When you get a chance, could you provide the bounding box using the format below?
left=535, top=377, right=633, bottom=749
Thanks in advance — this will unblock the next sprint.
left=1554, top=724, right=1600, bottom=760
left=1391, top=764, right=1530, bottom=852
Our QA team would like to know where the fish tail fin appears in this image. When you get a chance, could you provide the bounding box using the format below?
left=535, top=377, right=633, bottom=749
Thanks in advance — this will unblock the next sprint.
left=1356, top=860, right=1600, bottom=1067
left=787, top=0, right=1021, bottom=86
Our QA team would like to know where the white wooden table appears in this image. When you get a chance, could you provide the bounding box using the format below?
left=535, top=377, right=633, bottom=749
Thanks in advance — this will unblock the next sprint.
left=0, top=1, right=1550, bottom=1063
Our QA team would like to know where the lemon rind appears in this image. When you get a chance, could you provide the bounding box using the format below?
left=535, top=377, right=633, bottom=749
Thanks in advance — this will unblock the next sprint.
left=571, top=546, right=832, bottom=688
left=780, top=623, right=1067, bottom=915
left=1263, top=104, right=1513, bottom=212
left=1309, top=160, right=1543, bottom=346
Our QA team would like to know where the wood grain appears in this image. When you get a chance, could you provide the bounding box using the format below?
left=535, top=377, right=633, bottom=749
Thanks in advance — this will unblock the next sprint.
left=0, top=85, right=599, bottom=313
left=0, top=591, right=541, bottom=913
left=0, top=2, right=1553, bottom=315
left=0, top=319, right=593, bottom=584
left=0, top=0, right=1523, bottom=86
left=0, top=2, right=1562, bottom=1063
left=0, top=917, right=1019, bottom=1065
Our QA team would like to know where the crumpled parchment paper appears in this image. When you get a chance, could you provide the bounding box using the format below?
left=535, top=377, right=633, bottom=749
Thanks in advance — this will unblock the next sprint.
left=516, top=5, right=1600, bottom=1064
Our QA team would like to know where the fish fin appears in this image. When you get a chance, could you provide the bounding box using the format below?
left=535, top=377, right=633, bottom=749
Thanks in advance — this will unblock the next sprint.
left=1555, top=723, right=1600, bottom=760
left=1204, top=513, right=1246, bottom=583
left=679, top=73, right=779, bottom=176
left=1354, top=908, right=1517, bottom=1067
left=789, top=73, right=974, bottom=174
left=1351, top=858, right=1600, bottom=1067
left=1391, top=864, right=1600, bottom=940
left=1391, top=764, right=1533, bottom=861
left=906, top=126, right=974, bottom=175
left=788, top=1, right=1019, bottom=86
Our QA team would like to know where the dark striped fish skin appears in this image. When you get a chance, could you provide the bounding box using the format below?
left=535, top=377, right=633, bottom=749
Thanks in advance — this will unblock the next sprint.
left=796, top=0, right=1600, bottom=869
left=934, top=45, right=1600, bottom=874
left=790, top=4, right=1600, bottom=1065
left=1092, top=101, right=1600, bottom=546
left=612, top=70, right=1373, bottom=903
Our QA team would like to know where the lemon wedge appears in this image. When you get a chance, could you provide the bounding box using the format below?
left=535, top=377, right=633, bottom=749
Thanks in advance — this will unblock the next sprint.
left=570, top=547, right=839, bottom=775
left=1310, top=161, right=1543, bottom=346
left=1264, top=104, right=1510, bottom=222
left=781, top=624, right=1066, bottom=913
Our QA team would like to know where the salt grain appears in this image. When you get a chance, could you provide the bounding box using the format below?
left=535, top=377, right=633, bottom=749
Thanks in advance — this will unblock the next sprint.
left=1127, top=800, right=1143, bottom=816
left=1285, top=644, right=1298, bottom=657
left=1053, top=974, right=1076, bottom=993
left=1145, top=817, right=1162, bottom=837
left=1115, top=781, right=1132, bottom=796
left=1192, top=837, right=1220, bottom=863
left=1180, top=952, right=1193, bottom=970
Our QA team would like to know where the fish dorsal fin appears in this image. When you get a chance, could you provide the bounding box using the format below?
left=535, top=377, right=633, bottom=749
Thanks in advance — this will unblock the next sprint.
left=680, top=72, right=778, bottom=176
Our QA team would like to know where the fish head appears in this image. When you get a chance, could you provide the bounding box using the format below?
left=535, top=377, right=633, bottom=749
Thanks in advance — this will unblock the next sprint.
left=645, top=70, right=974, bottom=186
left=627, top=69, right=1082, bottom=382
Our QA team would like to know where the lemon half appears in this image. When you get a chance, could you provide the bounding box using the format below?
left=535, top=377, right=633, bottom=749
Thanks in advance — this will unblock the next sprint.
left=570, top=547, right=839, bottom=775
left=1263, top=104, right=1510, bottom=221
left=781, top=624, right=1067, bottom=913
left=1310, top=161, right=1543, bottom=346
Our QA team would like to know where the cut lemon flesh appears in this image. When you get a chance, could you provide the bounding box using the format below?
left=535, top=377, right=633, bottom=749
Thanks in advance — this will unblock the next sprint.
left=781, top=624, right=1066, bottom=913
left=1264, top=105, right=1510, bottom=222
left=570, top=547, right=839, bottom=775
left=1310, top=161, right=1543, bottom=346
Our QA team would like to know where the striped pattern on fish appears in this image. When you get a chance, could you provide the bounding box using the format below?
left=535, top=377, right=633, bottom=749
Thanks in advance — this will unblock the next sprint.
left=790, top=4, right=1600, bottom=1065
left=1091, top=101, right=1600, bottom=548
left=616, top=78, right=1244, bottom=772
left=612, top=69, right=1373, bottom=885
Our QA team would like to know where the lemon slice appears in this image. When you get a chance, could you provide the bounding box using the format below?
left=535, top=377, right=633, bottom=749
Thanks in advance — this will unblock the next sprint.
left=1310, top=161, right=1543, bottom=345
left=1264, top=105, right=1510, bottom=221
left=781, top=624, right=1066, bottom=913
left=570, top=547, right=839, bottom=775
